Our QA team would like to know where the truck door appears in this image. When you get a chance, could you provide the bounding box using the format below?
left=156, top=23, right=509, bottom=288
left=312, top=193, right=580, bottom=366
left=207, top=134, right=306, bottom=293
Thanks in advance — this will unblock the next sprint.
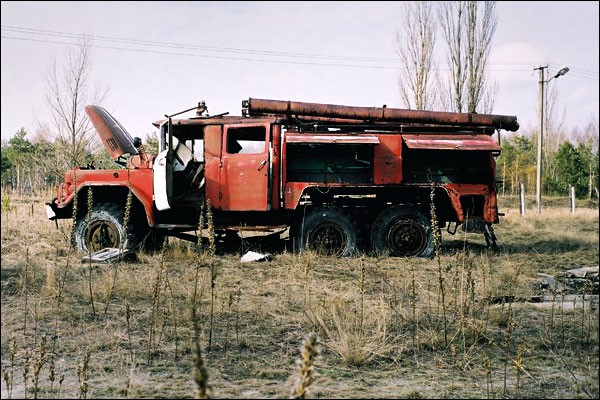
left=220, top=123, right=271, bottom=211
left=154, top=120, right=171, bottom=211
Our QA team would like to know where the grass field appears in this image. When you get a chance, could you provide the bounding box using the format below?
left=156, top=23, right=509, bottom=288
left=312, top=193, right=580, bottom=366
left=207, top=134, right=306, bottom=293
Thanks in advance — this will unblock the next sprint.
left=1, top=193, right=598, bottom=399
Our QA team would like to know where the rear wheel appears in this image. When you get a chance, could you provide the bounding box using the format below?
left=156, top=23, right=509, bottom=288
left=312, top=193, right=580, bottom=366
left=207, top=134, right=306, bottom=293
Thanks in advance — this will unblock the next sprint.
left=370, top=206, right=435, bottom=258
left=292, top=206, right=358, bottom=257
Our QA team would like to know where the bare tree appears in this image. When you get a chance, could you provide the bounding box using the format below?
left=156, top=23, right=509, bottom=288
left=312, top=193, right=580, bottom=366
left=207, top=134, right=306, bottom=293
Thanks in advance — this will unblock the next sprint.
left=33, top=122, right=66, bottom=185
left=465, top=1, right=496, bottom=112
left=438, top=1, right=497, bottom=113
left=538, top=81, right=569, bottom=191
left=543, top=83, right=568, bottom=153
left=396, top=1, right=437, bottom=110
left=44, top=35, right=108, bottom=169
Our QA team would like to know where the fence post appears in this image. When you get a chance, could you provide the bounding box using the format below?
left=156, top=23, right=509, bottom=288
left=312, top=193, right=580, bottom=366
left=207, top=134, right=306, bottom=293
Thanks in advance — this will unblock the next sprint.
left=570, top=186, right=576, bottom=214
left=520, top=183, right=526, bottom=216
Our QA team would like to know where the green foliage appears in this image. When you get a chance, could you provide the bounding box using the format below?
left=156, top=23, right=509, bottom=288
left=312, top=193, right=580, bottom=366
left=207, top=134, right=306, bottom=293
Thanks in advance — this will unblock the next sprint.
left=1, top=194, right=12, bottom=212
left=497, top=131, right=598, bottom=199
left=1, top=151, right=13, bottom=182
left=576, top=140, right=600, bottom=194
left=2, top=128, right=33, bottom=188
left=7, top=127, right=33, bottom=151
left=496, top=134, right=536, bottom=194
left=546, top=140, right=594, bottom=197
left=2, top=128, right=59, bottom=191
left=86, top=147, right=115, bottom=170
left=145, top=132, right=159, bottom=155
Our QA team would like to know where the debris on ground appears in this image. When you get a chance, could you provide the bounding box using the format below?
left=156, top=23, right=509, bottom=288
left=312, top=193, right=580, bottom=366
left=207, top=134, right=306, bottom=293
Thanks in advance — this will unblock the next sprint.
left=240, top=251, right=273, bottom=263
left=537, top=265, right=599, bottom=295
left=488, top=265, right=599, bottom=307
left=80, top=248, right=137, bottom=263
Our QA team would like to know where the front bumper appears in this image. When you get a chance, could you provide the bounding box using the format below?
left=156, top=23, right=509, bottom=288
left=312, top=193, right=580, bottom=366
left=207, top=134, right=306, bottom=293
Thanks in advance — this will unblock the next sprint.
left=45, top=198, right=72, bottom=220
left=45, top=203, right=56, bottom=220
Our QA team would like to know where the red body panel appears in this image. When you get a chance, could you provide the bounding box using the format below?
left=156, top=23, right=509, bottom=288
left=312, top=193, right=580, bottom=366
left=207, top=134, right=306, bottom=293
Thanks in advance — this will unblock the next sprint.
left=55, top=168, right=155, bottom=225
left=444, top=183, right=499, bottom=223
left=284, top=182, right=312, bottom=209
left=203, top=125, right=223, bottom=208
left=403, top=134, right=501, bottom=151
left=220, top=151, right=269, bottom=210
left=285, top=133, right=380, bottom=144
left=219, top=124, right=270, bottom=211
left=53, top=128, right=501, bottom=228
left=85, top=105, right=138, bottom=159
left=373, top=134, right=403, bottom=184
left=270, top=125, right=281, bottom=209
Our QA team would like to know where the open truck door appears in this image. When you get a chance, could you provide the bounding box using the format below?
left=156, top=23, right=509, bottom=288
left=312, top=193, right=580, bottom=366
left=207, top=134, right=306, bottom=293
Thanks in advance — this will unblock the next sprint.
left=154, top=118, right=200, bottom=210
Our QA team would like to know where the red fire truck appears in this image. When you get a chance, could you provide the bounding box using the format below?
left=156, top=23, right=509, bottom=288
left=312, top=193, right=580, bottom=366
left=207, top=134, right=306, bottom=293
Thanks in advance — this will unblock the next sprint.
left=46, top=97, right=519, bottom=257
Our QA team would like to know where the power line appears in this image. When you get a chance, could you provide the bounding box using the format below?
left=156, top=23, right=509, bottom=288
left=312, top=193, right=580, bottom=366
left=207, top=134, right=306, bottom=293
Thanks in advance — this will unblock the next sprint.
left=1, top=25, right=599, bottom=80
left=1, top=25, right=401, bottom=63
left=3, top=33, right=578, bottom=74
left=1, top=35, right=404, bottom=69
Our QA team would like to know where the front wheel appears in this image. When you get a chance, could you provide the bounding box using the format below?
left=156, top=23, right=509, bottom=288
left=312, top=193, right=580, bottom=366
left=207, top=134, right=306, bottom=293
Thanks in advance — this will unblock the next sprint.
left=72, top=203, right=130, bottom=253
left=72, top=202, right=162, bottom=253
left=370, top=206, right=435, bottom=258
left=292, top=206, right=358, bottom=257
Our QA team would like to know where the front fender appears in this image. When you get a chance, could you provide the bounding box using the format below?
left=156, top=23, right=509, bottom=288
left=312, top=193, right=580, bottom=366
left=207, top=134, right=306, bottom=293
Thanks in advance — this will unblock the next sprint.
left=46, top=168, right=157, bottom=226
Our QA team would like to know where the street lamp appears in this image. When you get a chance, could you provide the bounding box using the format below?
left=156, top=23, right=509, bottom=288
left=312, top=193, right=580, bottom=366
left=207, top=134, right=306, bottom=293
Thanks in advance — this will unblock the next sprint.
left=533, top=65, right=569, bottom=214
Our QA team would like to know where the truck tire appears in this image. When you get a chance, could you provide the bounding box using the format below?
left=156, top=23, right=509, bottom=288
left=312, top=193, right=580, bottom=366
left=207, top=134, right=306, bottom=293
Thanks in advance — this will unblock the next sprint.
left=292, top=206, right=358, bottom=257
left=370, top=206, right=435, bottom=258
left=71, top=202, right=162, bottom=253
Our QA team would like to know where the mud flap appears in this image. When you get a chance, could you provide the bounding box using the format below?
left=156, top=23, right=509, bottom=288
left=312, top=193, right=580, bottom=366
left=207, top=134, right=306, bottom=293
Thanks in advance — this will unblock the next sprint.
left=484, top=223, right=498, bottom=250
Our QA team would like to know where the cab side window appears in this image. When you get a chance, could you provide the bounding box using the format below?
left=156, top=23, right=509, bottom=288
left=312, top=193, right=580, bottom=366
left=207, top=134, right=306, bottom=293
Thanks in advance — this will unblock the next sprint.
left=226, top=127, right=266, bottom=154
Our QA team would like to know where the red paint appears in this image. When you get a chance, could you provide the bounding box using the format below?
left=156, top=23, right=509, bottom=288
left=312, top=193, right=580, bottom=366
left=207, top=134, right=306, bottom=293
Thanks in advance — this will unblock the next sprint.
left=403, top=134, right=501, bottom=151
left=49, top=97, right=517, bottom=254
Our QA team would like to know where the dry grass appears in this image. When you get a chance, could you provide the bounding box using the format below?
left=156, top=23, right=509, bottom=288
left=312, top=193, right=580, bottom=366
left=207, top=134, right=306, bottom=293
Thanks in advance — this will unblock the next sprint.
left=1, top=193, right=598, bottom=399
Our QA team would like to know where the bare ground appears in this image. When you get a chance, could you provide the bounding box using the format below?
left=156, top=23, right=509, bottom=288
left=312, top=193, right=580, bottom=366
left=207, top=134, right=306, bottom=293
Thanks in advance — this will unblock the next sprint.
left=1, top=194, right=598, bottom=399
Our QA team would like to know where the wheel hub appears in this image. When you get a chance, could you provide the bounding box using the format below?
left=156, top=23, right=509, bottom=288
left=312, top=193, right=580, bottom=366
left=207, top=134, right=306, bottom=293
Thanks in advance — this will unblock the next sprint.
left=86, top=220, right=120, bottom=252
left=308, top=223, right=347, bottom=257
left=387, top=219, right=426, bottom=256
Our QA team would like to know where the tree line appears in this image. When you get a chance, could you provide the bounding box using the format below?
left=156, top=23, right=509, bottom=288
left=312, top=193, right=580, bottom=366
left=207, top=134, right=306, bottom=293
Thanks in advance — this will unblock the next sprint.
left=1, top=1, right=598, bottom=199
left=2, top=122, right=597, bottom=200
left=496, top=126, right=598, bottom=199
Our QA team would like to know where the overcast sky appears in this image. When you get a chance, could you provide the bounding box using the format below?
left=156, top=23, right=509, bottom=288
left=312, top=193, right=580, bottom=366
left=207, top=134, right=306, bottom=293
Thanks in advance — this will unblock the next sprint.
left=1, top=1, right=598, bottom=144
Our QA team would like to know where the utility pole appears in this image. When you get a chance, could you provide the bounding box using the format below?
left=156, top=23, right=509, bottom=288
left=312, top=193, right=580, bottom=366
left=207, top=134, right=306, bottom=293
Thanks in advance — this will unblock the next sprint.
left=534, top=65, right=546, bottom=214
left=533, top=65, right=569, bottom=214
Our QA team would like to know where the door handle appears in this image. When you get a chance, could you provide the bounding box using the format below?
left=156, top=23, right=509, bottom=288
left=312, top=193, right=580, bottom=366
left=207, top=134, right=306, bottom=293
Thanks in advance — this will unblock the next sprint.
left=257, top=159, right=267, bottom=170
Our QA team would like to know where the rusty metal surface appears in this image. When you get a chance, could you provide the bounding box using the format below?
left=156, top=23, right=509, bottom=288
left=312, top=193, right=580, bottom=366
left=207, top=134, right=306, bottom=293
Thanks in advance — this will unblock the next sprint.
left=244, top=98, right=519, bottom=132
left=215, top=124, right=271, bottom=211
left=152, top=115, right=271, bottom=128
left=373, top=135, right=403, bottom=184
left=285, top=133, right=380, bottom=144
left=402, top=134, right=501, bottom=151
left=444, top=183, right=499, bottom=223
left=85, top=105, right=139, bottom=159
